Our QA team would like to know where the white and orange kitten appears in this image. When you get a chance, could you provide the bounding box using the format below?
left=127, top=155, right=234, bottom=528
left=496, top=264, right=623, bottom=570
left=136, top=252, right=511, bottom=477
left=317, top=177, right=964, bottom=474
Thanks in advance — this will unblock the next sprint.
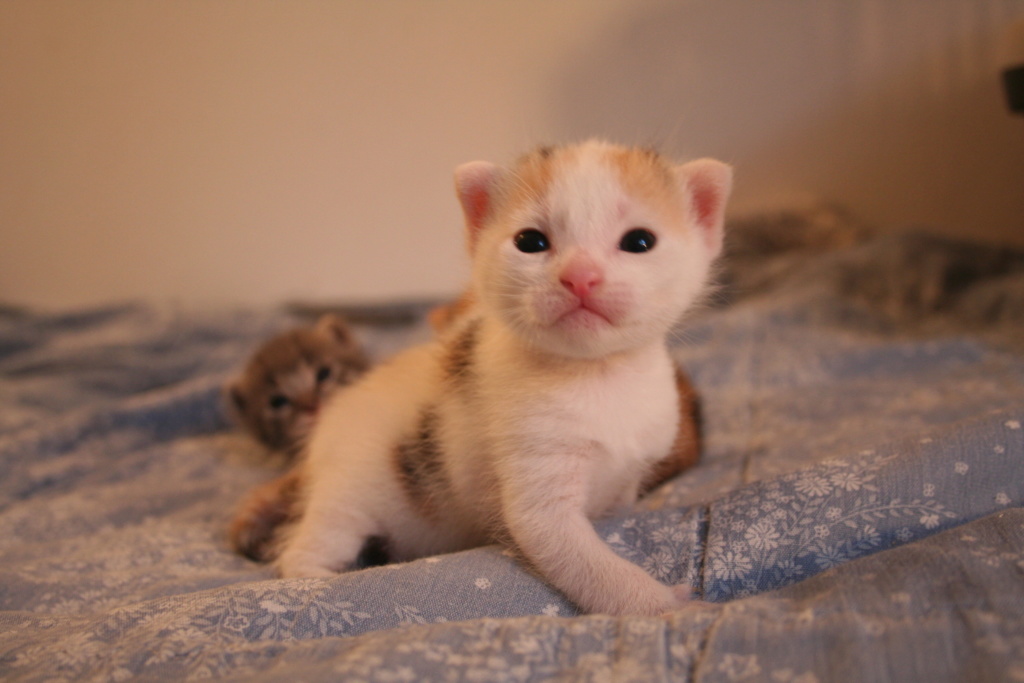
left=276, top=140, right=731, bottom=616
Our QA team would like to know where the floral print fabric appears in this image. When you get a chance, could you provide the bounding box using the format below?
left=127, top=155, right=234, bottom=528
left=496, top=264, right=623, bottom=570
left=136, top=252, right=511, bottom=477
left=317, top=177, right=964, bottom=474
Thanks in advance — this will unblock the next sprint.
left=1, top=229, right=1022, bottom=681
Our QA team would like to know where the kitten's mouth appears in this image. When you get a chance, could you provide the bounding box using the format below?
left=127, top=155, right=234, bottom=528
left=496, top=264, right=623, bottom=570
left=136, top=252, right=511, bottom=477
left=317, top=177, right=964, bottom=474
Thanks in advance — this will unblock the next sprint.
left=554, top=301, right=614, bottom=329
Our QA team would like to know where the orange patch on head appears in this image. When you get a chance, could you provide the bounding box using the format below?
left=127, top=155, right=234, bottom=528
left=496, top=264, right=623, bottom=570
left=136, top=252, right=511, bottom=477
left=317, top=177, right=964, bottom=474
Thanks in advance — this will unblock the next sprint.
left=485, top=141, right=699, bottom=239
left=603, top=145, right=688, bottom=231
left=493, top=145, right=562, bottom=220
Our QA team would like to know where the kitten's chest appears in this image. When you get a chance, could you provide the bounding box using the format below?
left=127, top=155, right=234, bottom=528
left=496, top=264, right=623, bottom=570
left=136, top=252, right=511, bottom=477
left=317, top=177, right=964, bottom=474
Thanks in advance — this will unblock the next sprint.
left=558, top=364, right=676, bottom=460
left=484, top=348, right=679, bottom=464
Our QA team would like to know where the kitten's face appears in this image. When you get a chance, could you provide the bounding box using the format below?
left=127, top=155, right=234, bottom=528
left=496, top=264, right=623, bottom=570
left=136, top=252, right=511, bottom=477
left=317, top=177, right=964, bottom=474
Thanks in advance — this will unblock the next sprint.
left=461, top=142, right=731, bottom=358
left=229, top=315, right=369, bottom=453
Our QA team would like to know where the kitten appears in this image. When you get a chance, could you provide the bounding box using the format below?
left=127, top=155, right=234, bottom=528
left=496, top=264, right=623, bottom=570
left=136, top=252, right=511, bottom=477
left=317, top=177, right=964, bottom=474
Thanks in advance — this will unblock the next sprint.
left=227, top=313, right=370, bottom=459
left=226, top=314, right=370, bottom=561
left=229, top=292, right=699, bottom=564
left=275, top=141, right=731, bottom=616
left=230, top=314, right=701, bottom=564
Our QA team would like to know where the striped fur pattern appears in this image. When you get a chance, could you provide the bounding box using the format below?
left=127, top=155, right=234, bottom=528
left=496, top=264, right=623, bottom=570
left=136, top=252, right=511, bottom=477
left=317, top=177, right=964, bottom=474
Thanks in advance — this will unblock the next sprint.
left=227, top=314, right=370, bottom=457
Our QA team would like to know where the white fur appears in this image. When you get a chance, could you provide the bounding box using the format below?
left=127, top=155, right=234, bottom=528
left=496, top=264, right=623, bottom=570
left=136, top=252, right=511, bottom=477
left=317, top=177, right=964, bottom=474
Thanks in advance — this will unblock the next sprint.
left=277, top=140, right=731, bottom=616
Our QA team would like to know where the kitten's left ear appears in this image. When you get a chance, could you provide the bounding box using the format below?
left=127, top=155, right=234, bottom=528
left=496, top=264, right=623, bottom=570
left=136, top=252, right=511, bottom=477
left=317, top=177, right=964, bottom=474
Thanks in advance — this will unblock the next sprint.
left=677, top=159, right=733, bottom=259
left=316, top=314, right=353, bottom=345
left=454, top=161, right=500, bottom=253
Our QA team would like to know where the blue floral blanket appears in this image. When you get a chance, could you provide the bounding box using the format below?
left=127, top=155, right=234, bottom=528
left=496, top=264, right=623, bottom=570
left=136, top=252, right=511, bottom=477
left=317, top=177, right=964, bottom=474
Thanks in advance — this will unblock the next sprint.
left=1, top=221, right=1023, bottom=681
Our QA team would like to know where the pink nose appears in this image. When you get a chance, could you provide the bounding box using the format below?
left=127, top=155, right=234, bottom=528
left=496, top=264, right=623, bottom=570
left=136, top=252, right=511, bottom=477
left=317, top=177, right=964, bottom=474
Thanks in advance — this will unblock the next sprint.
left=559, top=260, right=604, bottom=299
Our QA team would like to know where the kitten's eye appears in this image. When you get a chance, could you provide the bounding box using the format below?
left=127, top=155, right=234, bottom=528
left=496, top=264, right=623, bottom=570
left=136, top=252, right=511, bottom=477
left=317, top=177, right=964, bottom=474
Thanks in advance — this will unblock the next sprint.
left=315, top=366, right=332, bottom=384
left=619, top=228, right=657, bottom=253
left=268, top=394, right=290, bottom=410
left=514, top=229, right=550, bottom=253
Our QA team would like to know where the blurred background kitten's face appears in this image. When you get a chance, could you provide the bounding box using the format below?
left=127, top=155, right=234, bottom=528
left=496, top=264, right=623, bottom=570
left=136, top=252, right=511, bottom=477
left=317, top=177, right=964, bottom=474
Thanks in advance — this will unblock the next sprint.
left=229, top=316, right=369, bottom=454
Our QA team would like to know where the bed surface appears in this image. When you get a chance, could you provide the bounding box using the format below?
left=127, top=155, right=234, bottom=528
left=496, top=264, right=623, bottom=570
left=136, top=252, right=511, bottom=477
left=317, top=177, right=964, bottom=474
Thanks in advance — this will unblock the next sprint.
left=2, top=213, right=1023, bottom=681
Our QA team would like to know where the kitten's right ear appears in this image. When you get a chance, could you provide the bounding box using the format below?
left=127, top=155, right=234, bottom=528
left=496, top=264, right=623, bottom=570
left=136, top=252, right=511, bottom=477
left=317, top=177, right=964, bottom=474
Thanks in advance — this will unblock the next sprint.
left=315, top=313, right=353, bottom=346
left=454, top=161, right=500, bottom=252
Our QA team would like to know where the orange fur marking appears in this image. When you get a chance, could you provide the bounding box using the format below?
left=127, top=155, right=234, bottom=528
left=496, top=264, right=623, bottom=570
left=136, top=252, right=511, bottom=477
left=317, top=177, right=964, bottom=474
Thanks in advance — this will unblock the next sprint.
left=640, top=366, right=702, bottom=495
left=228, top=468, right=304, bottom=562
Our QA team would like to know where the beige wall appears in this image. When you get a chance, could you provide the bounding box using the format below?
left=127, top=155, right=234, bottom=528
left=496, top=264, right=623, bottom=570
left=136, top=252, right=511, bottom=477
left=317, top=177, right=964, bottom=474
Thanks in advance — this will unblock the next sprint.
left=2, top=0, right=1023, bottom=310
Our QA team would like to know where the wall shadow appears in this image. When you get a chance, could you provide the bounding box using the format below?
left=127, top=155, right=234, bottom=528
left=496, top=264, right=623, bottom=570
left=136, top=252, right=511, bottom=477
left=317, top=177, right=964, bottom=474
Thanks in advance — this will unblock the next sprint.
left=546, top=0, right=1024, bottom=244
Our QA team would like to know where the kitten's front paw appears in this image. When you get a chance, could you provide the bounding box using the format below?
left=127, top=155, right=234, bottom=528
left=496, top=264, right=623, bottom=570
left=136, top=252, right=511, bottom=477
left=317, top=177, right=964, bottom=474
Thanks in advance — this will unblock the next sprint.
left=599, top=575, right=693, bottom=616
left=640, top=582, right=692, bottom=616
left=665, top=584, right=694, bottom=611
left=276, top=551, right=338, bottom=579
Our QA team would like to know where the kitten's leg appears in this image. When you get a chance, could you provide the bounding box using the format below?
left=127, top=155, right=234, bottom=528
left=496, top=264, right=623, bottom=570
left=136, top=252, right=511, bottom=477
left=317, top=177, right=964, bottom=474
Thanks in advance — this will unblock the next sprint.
left=275, top=485, right=377, bottom=578
left=501, top=458, right=689, bottom=616
left=275, top=343, right=440, bottom=577
left=229, top=469, right=302, bottom=562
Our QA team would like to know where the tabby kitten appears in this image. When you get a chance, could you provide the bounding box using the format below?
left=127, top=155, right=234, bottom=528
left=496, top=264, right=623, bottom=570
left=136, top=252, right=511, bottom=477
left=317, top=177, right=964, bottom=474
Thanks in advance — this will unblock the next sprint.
left=227, top=313, right=370, bottom=459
